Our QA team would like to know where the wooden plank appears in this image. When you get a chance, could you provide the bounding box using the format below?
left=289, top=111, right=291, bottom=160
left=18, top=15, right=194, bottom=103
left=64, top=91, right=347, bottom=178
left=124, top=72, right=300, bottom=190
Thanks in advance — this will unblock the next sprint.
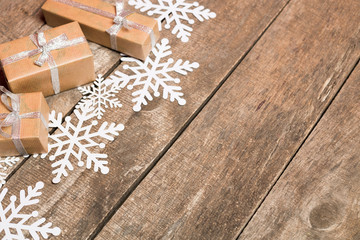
left=0, top=0, right=118, bottom=43
left=95, top=0, right=360, bottom=239
left=0, top=1, right=120, bottom=115
left=0, top=1, right=119, bottom=186
left=0, top=0, right=46, bottom=43
left=1, top=0, right=290, bottom=239
left=0, top=33, right=119, bottom=184
left=0, top=0, right=46, bottom=91
left=239, top=65, right=360, bottom=239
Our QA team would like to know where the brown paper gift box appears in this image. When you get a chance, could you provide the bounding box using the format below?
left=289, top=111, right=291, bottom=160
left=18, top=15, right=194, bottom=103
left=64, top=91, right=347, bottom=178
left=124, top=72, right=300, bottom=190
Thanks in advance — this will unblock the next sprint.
left=0, top=92, right=49, bottom=156
left=42, top=0, right=160, bottom=60
left=0, top=22, right=95, bottom=97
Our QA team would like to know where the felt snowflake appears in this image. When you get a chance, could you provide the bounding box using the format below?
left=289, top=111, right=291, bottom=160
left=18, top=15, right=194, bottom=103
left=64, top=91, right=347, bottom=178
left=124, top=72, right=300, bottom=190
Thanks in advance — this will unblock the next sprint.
left=128, top=0, right=216, bottom=42
left=77, top=75, right=122, bottom=120
left=109, top=38, right=199, bottom=112
left=38, top=103, right=124, bottom=183
left=0, top=181, right=61, bottom=239
left=0, top=157, right=20, bottom=188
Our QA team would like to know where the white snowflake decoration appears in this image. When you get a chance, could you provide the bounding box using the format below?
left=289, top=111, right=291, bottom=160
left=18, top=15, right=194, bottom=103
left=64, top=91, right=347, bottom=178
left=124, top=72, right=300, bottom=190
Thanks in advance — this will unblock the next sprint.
left=0, top=181, right=61, bottom=239
left=77, top=75, right=122, bottom=120
left=109, top=38, right=199, bottom=112
left=38, top=103, right=124, bottom=183
left=0, top=157, right=20, bottom=188
left=129, top=0, right=216, bottom=42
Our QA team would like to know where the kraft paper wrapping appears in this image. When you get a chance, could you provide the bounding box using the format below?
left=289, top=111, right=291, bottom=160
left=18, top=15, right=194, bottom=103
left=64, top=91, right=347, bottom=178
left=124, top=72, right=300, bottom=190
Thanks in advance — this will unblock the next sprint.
left=42, top=0, right=160, bottom=60
left=0, top=92, right=49, bottom=156
left=0, top=22, right=95, bottom=97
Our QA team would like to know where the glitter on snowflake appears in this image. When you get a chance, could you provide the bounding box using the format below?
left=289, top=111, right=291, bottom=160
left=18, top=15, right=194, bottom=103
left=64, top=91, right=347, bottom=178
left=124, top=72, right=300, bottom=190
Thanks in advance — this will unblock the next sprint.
left=39, top=103, right=124, bottom=183
left=0, top=181, right=61, bottom=239
left=77, top=75, right=122, bottom=120
left=0, top=157, right=20, bottom=188
left=109, top=38, right=199, bottom=112
left=128, top=0, right=216, bottom=42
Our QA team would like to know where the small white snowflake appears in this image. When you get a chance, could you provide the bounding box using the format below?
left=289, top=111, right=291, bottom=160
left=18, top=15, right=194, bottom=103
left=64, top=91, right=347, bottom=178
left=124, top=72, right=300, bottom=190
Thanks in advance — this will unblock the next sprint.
left=0, top=181, right=61, bottom=239
left=0, top=157, right=20, bottom=188
left=109, top=38, right=199, bottom=112
left=77, top=75, right=122, bottom=120
left=38, top=103, right=124, bottom=183
left=129, top=0, right=216, bottom=42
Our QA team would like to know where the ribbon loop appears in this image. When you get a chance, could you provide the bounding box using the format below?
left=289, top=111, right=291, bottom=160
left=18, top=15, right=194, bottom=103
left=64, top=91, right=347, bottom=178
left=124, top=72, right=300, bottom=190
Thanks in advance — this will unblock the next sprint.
left=33, top=33, right=51, bottom=67
left=106, top=1, right=134, bottom=50
left=37, top=32, right=47, bottom=47
left=0, top=87, right=19, bottom=112
left=52, top=0, right=156, bottom=53
left=0, top=86, right=27, bottom=155
left=1, top=32, right=86, bottom=94
left=0, top=86, right=48, bottom=156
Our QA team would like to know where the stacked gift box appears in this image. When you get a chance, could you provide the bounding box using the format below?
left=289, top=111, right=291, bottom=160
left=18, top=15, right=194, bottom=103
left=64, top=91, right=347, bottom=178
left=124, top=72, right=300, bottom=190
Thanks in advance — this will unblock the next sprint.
left=0, top=0, right=159, bottom=156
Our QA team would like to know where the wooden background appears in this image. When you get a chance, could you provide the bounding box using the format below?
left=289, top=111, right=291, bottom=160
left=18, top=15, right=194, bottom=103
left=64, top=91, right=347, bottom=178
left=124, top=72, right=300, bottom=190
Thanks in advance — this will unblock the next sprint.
left=0, top=0, right=359, bottom=239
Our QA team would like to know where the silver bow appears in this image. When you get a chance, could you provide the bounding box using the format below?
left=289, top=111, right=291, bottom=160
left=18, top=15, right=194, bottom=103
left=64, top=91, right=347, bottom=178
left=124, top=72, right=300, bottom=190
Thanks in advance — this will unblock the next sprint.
left=0, top=87, right=47, bottom=156
left=53, top=0, right=156, bottom=53
left=30, top=32, right=68, bottom=94
left=1, top=32, right=86, bottom=94
left=106, top=1, right=133, bottom=50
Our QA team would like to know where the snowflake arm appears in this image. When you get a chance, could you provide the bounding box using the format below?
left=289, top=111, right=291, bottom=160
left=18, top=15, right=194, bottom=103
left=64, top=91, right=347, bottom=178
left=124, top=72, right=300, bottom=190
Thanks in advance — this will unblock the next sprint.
left=0, top=182, right=61, bottom=239
left=109, top=38, right=199, bottom=112
left=40, top=103, right=125, bottom=183
left=0, top=157, right=20, bottom=171
left=128, top=0, right=216, bottom=42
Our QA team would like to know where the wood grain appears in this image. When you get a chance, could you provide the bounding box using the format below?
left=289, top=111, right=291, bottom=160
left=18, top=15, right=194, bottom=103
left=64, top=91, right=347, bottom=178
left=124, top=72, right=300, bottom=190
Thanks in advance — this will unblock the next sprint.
left=0, top=6, right=120, bottom=115
left=0, top=0, right=118, bottom=44
left=0, top=0, right=119, bottom=191
left=0, top=0, right=45, bottom=43
left=239, top=65, right=360, bottom=240
left=0, top=0, right=290, bottom=239
left=95, top=0, right=360, bottom=239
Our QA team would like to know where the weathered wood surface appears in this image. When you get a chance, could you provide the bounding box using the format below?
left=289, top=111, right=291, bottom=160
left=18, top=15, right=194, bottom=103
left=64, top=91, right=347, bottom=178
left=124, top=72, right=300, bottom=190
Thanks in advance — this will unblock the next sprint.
left=0, top=1, right=120, bottom=115
left=95, top=0, right=360, bottom=239
left=0, top=0, right=120, bottom=180
left=0, top=0, right=45, bottom=43
left=239, top=65, right=360, bottom=240
left=0, top=0, right=291, bottom=239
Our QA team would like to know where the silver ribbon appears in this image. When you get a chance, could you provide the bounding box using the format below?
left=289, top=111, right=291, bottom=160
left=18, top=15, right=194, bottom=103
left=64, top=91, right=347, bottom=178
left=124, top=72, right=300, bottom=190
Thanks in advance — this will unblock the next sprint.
left=53, top=0, right=156, bottom=51
left=106, top=1, right=133, bottom=50
left=0, top=86, right=48, bottom=156
left=1, top=32, right=86, bottom=94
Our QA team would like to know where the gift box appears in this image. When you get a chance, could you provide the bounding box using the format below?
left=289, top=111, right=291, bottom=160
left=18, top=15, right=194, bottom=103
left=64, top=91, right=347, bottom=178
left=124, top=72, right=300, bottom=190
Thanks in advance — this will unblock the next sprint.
left=42, top=0, right=160, bottom=60
left=0, top=87, right=49, bottom=156
left=0, top=22, right=95, bottom=97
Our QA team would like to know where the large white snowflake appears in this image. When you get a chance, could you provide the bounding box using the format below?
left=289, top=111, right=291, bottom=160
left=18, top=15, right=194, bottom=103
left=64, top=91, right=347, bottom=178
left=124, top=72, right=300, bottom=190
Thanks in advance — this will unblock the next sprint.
left=0, top=181, right=61, bottom=239
left=38, top=103, right=124, bottom=183
left=129, top=0, right=216, bottom=42
left=77, top=75, right=122, bottom=120
left=0, top=157, right=20, bottom=188
left=109, top=38, right=199, bottom=112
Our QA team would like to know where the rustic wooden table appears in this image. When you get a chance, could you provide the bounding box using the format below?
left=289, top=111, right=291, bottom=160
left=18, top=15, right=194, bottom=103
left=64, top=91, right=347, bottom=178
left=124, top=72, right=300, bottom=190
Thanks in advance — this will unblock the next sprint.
left=0, top=0, right=359, bottom=239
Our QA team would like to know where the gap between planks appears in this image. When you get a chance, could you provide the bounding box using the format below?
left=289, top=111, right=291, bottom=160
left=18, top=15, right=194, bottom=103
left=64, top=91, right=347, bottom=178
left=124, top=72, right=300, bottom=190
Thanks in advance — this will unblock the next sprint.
left=88, top=0, right=292, bottom=239
left=92, top=0, right=360, bottom=238
left=4, top=56, right=122, bottom=184
left=3, top=1, right=174, bottom=185
left=236, top=56, right=360, bottom=240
